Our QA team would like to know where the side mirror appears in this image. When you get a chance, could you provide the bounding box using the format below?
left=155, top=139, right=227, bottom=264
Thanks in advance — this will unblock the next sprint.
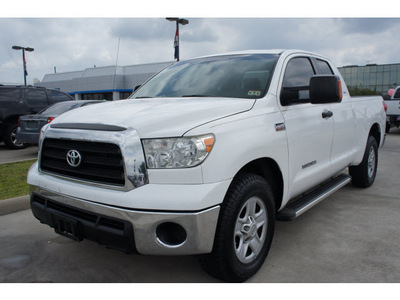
left=133, top=85, right=141, bottom=92
left=310, top=75, right=342, bottom=104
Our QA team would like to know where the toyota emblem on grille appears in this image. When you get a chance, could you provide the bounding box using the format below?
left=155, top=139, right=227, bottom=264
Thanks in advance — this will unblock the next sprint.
left=66, top=150, right=82, bottom=167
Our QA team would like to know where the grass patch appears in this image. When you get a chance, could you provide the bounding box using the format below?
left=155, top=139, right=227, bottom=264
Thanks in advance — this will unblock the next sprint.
left=0, top=159, right=37, bottom=200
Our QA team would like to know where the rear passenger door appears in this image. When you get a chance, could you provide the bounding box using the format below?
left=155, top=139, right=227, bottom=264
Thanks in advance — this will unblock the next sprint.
left=279, top=56, right=334, bottom=199
left=316, top=59, right=359, bottom=173
left=25, top=89, right=49, bottom=113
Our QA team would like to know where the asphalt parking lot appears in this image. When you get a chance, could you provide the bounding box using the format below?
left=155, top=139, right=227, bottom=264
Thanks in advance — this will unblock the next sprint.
left=0, top=129, right=400, bottom=283
left=0, top=142, right=38, bottom=164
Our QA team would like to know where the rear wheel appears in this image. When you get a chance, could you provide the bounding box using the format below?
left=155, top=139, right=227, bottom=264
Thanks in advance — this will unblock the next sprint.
left=349, top=135, right=378, bottom=188
left=3, top=123, right=27, bottom=150
left=199, top=173, right=275, bottom=282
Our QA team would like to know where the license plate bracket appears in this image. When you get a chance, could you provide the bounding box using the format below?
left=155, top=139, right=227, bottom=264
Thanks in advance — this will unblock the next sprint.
left=52, top=214, right=83, bottom=241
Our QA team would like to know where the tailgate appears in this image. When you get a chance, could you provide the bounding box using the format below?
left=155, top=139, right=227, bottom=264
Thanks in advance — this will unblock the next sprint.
left=386, top=100, right=400, bottom=116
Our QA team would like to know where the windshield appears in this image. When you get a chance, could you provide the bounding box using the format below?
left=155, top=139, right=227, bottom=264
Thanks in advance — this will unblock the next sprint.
left=130, top=54, right=279, bottom=99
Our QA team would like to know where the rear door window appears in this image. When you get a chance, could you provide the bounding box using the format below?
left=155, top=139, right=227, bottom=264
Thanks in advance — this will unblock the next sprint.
left=26, top=89, right=49, bottom=112
left=394, top=88, right=400, bottom=99
left=316, top=59, right=334, bottom=75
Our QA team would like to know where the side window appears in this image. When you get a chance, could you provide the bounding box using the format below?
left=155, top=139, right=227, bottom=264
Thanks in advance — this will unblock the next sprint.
left=26, top=90, right=49, bottom=111
left=0, top=88, right=21, bottom=102
left=394, top=88, right=400, bottom=99
left=316, top=59, right=334, bottom=75
left=49, top=90, right=73, bottom=103
left=281, top=57, right=315, bottom=106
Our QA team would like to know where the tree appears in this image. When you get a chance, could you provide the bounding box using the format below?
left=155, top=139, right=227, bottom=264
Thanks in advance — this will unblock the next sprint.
left=348, top=85, right=380, bottom=96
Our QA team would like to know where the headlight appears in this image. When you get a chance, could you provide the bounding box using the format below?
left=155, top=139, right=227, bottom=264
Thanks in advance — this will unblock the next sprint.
left=142, top=134, right=215, bottom=168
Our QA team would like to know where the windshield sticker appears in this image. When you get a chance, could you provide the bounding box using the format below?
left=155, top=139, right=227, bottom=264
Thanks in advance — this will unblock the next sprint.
left=248, top=90, right=261, bottom=96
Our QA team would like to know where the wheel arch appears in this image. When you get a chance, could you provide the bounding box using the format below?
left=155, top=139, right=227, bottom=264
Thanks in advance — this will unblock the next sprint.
left=3, top=114, right=20, bottom=126
left=369, top=122, right=381, bottom=146
left=232, top=157, right=284, bottom=212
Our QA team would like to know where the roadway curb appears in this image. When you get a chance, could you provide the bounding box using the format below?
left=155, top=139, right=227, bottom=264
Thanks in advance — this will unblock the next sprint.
left=0, top=195, right=30, bottom=216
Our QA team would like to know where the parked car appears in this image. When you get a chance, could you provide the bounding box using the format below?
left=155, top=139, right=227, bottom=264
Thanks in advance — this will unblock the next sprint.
left=16, top=100, right=104, bottom=145
left=28, top=50, right=386, bottom=282
left=0, top=85, right=74, bottom=149
left=385, top=86, right=400, bottom=132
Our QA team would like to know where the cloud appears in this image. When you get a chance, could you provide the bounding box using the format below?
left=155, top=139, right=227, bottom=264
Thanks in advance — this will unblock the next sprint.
left=338, top=18, right=400, bottom=34
left=110, top=18, right=170, bottom=41
left=1, top=18, right=400, bottom=85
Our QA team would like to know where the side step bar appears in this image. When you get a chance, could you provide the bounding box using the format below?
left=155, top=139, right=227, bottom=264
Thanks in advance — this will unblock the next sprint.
left=276, top=174, right=351, bottom=221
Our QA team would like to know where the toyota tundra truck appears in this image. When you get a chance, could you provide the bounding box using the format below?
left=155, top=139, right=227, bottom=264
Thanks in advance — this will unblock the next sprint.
left=27, top=50, right=386, bottom=282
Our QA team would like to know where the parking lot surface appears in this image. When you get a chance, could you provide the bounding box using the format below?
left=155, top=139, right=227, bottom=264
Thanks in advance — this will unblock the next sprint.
left=0, top=143, right=38, bottom=164
left=0, top=129, right=400, bottom=283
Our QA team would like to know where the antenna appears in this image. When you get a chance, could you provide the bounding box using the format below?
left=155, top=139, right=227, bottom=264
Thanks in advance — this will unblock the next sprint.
left=112, top=38, right=121, bottom=100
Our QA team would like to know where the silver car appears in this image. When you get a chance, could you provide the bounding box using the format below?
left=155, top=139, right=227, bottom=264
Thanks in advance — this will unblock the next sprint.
left=16, top=100, right=104, bottom=145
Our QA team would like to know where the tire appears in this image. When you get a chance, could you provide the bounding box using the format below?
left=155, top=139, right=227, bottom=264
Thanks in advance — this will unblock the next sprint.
left=3, top=123, right=27, bottom=150
left=385, top=122, right=390, bottom=133
left=349, top=135, right=378, bottom=188
left=199, top=173, right=275, bottom=282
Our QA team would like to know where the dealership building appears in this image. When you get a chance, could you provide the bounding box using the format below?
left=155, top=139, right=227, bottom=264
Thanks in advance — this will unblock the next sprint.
left=338, top=63, right=400, bottom=97
left=35, top=61, right=400, bottom=100
left=35, top=61, right=173, bottom=101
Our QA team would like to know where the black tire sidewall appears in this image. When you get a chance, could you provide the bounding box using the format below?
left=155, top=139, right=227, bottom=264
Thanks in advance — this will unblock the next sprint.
left=385, top=123, right=390, bottom=133
left=350, top=135, right=378, bottom=188
left=365, top=136, right=378, bottom=186
left=216, top=174, right=275, bottom=281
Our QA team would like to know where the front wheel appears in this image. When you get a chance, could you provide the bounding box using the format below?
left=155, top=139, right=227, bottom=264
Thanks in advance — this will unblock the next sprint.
left=199, top=173, right=275, bottom=282
left=349, top=135, right=378, bottom=188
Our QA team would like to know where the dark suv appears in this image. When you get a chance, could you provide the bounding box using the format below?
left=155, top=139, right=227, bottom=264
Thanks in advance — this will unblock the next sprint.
left=0, top=85, right=74, bottom=149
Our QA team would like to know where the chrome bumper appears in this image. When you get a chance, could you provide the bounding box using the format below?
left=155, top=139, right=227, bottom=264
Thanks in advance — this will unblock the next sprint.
left=30, top=187, right=220, bottom=255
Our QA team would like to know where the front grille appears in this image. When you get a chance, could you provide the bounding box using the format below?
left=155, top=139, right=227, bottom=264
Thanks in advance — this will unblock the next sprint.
left=40, top=138, right=125, bottom=186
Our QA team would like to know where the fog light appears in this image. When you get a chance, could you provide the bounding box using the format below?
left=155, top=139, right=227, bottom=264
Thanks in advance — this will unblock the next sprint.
left=156, top=222, right=187, bottom=247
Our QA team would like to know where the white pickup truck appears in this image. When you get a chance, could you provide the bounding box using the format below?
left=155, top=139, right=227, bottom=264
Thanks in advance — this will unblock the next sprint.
left=27, top=49, right=386, bottom=282
left=385, top=86, right=400, bottom=132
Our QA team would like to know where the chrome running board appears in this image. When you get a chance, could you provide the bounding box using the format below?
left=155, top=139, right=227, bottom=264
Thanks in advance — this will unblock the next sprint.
left=277, top=174, right=351, bottom=221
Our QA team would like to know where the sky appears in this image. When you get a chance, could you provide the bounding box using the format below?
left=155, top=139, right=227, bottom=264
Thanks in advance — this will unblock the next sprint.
left=1, top=1, right=400, bottom=86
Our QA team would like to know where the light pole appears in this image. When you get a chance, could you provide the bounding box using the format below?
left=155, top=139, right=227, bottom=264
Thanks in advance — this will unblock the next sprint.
left=12, top=45, right=34, bottom=86
left=166, top=18, right=189, bottom=61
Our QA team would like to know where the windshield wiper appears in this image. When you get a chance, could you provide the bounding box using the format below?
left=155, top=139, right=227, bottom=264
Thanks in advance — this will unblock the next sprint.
left=181, top=94, right=211, bottom=97
left=134, top=95, right=211, bottom=99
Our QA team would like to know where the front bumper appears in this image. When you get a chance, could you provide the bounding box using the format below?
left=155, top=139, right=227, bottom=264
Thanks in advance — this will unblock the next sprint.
left=388, top=115, right=400, bottom=125
left=30, top=187, right=220, bottom=255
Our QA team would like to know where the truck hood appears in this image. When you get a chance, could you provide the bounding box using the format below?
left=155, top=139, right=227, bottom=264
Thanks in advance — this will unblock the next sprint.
left=51, top=97, right=255, bottom=137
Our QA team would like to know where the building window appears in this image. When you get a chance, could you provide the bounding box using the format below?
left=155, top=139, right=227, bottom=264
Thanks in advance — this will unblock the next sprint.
left=81, top=92, right=113, bottom=101
left=120, top=91, right=133, bottom=99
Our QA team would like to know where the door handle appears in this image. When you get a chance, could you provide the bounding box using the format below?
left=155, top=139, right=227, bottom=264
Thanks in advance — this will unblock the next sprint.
left=322, top=110, right=333, bottom=118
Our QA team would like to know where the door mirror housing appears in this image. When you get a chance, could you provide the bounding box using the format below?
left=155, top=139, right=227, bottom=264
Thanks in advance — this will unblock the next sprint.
left=310, top=75, right=343, bottom=104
